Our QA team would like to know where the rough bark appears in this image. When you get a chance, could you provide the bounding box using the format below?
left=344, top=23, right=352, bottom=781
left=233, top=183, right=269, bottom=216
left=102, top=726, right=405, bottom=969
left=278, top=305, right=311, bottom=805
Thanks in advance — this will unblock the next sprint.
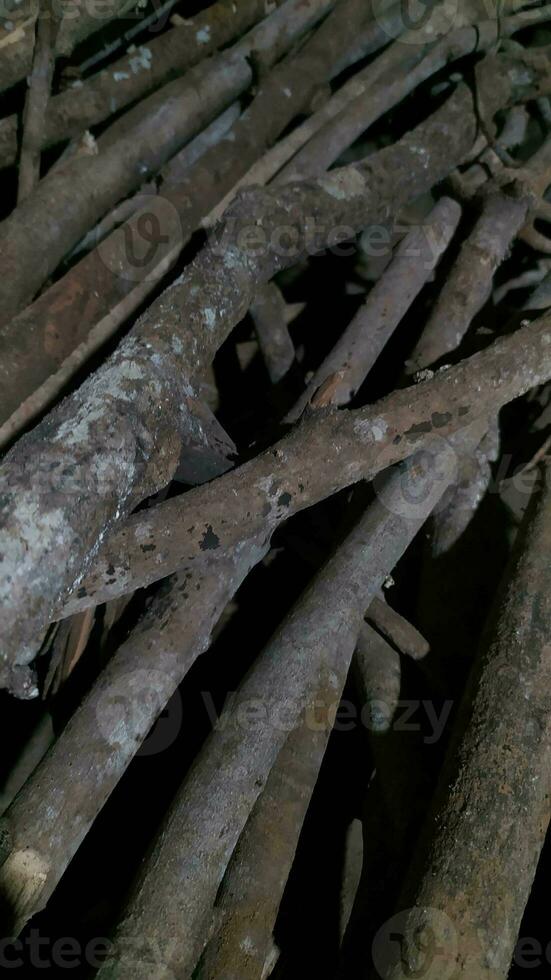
left=0, top=0, right=139, bottom=94
left=380, top=469, right=551, bottom=980
left=0, top=0, right=290, bottom=169
left=0, top=0, right=378, bottom=429
left=288, top=196, right=462, bottom=419
left=94, top=443, right=462, bottom=980
left=3, top=59, right=532, bottom=694
left=59, top=312, right=551, bottom=621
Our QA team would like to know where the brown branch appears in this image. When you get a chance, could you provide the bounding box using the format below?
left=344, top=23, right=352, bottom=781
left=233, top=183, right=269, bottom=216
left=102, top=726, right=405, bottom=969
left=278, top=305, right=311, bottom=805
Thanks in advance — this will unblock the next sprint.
left=199, top=720, right=330, bottom=979
left=0, top=0, right=381, bottom=429
left=0, top=0, right=141, bottom=95
left=287, top=196, right=462, bottom=419
left=199, top=619, right=425, bottom=975
left=203, top=58, right=381, bottom=227
left=0, top=0, right=290, bottom=169
left=366, top=595, right=429, bottom=662
left=0, top=50, right=255, bottom=326
left=0, top=106, right=242, bottom=452
left=406, top=186, right=531, bottom=372
left=59, top=313, right=551, bottom=622
left=16, top=0, right=60, bottom=203
left=250, top=282, right=295, bottom=383
left=93, top=444, right=462, bottom=979
left=382, top=468, right=551, bottom=980
left=0, top=535, right=270, bottom=934
left=1, top=61, right=522, bottom=694
left=353, top=623, right=402, bottom=734
left=276, top=7, right=551, bottom=182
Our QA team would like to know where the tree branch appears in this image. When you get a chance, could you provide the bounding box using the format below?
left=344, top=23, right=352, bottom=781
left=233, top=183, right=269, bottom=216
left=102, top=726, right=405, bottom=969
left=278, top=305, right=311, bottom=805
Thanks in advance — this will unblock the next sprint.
left=59, top=313, right=551, bottom=621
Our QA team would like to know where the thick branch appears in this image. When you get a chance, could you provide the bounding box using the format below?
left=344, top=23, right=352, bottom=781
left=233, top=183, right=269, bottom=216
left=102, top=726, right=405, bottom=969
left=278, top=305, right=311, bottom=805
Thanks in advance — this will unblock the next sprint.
left=1, top=65, right=517, bottom=692
left=60, top=313, right=551, bottom=620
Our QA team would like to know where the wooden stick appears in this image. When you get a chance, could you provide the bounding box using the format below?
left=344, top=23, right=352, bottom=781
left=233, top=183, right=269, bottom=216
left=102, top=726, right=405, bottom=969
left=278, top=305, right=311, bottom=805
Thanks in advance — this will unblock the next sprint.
left=287, top=196, right=462, bottom=419
left=94, top=439, right=466, bottom=979
left=0, top=0, right=141, bottom=95
left=406, top=188, right=532, bottom=373
left=366, top=595, right=429, bottom=662
left=58, top=312, right=551, bottom=621
left=4, top=62, right=528, bottom=694
left=0, top=535, right=270, bottom=935
left=16, top=0, right=60, bottom=202
left=381, top=469, right=551, bottom=980
left=250, top=283, right=296, bottom=383
left=0, top=0, right=376, bottom=428
left=0, top=0, right=289, bottom=170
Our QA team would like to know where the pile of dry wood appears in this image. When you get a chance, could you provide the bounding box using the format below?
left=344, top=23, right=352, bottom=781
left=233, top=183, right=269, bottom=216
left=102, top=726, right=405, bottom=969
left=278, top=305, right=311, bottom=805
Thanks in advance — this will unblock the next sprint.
left=0, top=0, right=551, bottom=976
